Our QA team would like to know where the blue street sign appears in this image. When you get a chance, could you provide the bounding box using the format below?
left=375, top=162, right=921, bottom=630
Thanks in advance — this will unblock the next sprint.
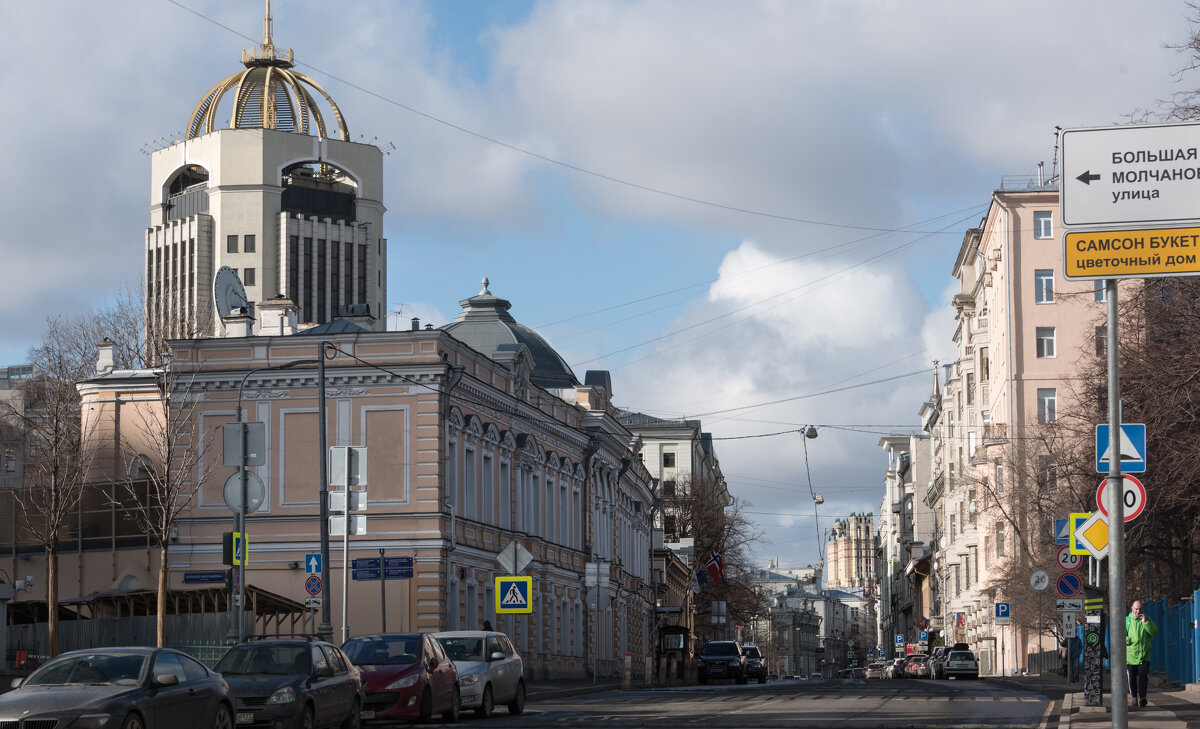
left=352, top=568, right=381, bottom=581
left=894, top=634, right=904, bottom=645
left=305, top=553, right=321, bottom=574
left=995, top=602, right=1010, bottom=619
left=1096, top=423, right=1146, bottom=473
left=384, top=556, right=414, bottom=569
left=1055, top=518, right=1070, bottom=546
left=918, top=630, right=928, bottom=642
left=183, top=571, right=226, bottom=584
left=878, top=649, right=886, bottom=658
left=352, top=557, right=381, bottom=570
left=383, top=567, right=414, bottom=579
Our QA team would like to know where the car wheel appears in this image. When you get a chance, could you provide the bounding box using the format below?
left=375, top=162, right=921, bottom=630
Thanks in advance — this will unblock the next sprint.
left=301, top=705, right=315, bottom=729
left=475, top=684, right=494, bottom=719
left=442, top=687, right=459, bottom=723
left=737, top=672, right=748, bottom=685
left=699, top=675, right=709, bottom=685
left=418, top=688, right=433, bottom=723
left=507, top=680, right=525, bottom=715
left=341, top=700, right=360, bottom=729
left=758, top=673, right=766, bottom=684
left=122, top=713, right=145, bottom=729
left=214, top=704, right=233, bottom=729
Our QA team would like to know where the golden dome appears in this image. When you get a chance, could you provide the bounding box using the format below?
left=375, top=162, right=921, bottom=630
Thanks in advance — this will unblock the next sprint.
left=186, top=1, right=348, bottom=141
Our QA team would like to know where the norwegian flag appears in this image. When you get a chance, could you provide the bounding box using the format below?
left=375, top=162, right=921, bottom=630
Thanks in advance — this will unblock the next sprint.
left=705, top=546, right=724, bottom=585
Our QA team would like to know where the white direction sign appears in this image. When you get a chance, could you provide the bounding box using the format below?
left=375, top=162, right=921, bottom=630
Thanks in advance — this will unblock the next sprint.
left=1062, top=122, right=1200, bottom=227
left=1064, top=612, right=1077, bottom=635
left=1057, top=545, right=1082, bottom=572
left=1030, top=570, right=1050, bottom=591
left=1096, top=475, right=1147, bottom=522
left=1057, top=598, right=1084, bottom=612
left=497, top=541, right=533, bottom=575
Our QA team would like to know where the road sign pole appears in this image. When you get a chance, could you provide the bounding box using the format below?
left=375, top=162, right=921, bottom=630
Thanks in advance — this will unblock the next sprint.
left=1106, top=279, right=1129, bottom=729
left=380, top=548, right=386, bottom=633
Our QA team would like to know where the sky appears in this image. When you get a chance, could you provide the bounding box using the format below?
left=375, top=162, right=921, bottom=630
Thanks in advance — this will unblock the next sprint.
left=0, top=0, right=1193, bottom=571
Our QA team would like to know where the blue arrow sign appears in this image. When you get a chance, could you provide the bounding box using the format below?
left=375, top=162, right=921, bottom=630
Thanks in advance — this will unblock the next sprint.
left=305, top=553, right=321, bottom=574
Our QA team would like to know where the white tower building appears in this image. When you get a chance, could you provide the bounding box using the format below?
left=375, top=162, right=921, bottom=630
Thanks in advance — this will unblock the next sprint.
left=144, top=2, right=386, bottom=356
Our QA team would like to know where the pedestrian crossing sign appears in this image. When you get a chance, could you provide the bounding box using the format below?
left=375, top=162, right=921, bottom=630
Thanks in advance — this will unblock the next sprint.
left=495, top=576, right=533, bottom=614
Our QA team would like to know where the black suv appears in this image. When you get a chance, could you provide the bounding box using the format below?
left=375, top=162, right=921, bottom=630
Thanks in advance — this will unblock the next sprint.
left=697, top=641, right=748, bottom=684
left=741, top=643, right=767, bottom=684
left=215, top=636, right=363, bottom=729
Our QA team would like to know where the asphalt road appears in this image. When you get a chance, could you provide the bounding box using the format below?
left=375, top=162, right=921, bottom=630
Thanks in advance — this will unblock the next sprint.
left=407, top=677, right=1064, bottom=729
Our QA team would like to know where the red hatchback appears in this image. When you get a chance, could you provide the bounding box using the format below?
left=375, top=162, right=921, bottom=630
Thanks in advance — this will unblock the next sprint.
left=342, top=633, right=460, bottom=723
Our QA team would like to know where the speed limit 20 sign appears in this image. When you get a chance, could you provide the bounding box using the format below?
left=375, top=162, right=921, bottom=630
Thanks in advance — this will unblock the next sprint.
left=1096, top=475, right=1147, bottom=522
left=1057, top=545, right=1082, bottom=571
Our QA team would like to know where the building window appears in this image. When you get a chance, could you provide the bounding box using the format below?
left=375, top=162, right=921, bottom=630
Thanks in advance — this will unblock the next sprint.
left=1034, top=211, right=1052, bottom=239
left=662, top=480, right=676, bottom=497
left=244, top=234, right=256, bottom=253
left=1035, top=269, right=1055, bottom=303
left=662, top=451, right=676, bottom=468
left=243, top=268, right=256, bottom=287
left=997, top=524, right=1007, bottom=557
left=1095, top=326, right=1107, bottom=357
left=979, top=347, right=989, bottom=380
left=227, top=234, right=238, bottom=254
left=1037, top=388, right=1057, bottom=423
left=1094, top=280, right=1107, bottom=302
left=966, top=373, right=975, bottom=405
left=1036, top=327, right=1056, bottom=358
left=995, top=459, right=1004, bottom=494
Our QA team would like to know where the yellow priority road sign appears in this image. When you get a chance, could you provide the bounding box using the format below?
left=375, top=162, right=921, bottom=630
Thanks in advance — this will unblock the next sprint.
left=495, top=576, right=533, bottom=614
left=1064, top=226, right=1200, bottom=280
left=1068, top=513, right=1094, bottom=556
left=1074, top=512, right=1111, bottom=561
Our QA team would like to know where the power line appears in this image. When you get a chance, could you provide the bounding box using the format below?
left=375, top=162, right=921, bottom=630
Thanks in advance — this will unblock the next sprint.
left=167, top=0, right=977, bottom=235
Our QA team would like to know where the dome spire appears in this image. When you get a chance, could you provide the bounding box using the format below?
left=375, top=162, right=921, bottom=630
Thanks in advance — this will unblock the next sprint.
left=186, top=0, right=349, bottom=140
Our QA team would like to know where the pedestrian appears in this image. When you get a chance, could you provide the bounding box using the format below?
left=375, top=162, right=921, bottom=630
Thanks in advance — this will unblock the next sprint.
left=482, top=620, right=494, bottom=631
left=1126, top=600, right=1158, bottom=708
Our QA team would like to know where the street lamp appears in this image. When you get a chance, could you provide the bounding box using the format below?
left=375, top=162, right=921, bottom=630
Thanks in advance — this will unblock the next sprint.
left=231, top=357, right=319, bottom=642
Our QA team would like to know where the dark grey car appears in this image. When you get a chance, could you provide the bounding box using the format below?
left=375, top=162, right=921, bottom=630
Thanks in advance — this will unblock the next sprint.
left=215, top=638, right=362, bottom=729
left=0, top=647, right=234, bottom=729
left=697, top=641, right=747, bottom=685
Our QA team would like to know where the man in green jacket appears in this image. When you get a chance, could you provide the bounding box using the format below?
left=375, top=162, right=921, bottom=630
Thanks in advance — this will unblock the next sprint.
left=1127, top=600, right=1158, bottom=707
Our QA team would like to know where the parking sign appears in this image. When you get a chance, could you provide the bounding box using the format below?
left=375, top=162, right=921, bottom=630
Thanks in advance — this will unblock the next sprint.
left=995, top=602, right=1011, bottom=625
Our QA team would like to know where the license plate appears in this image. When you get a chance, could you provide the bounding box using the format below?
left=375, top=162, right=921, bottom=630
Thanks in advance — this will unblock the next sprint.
left=361, top=711, right=375, bottom=720
left=236, top=713, right=253, bottom=725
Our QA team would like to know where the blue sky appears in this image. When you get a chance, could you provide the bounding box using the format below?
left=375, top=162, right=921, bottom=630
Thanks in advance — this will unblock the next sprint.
left=0, top=0, right=1191, bottom=570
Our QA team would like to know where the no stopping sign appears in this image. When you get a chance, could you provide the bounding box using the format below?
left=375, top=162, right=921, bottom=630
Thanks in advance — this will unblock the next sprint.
left=1096, top=475, right=1146, bottom=521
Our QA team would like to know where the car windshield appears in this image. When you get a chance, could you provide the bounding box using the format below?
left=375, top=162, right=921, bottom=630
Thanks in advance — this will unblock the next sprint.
left=700, top=643, right=738, bottom=657
left=216, top=644, right=309, bottom=675
left=742, top=647, right=761, bottom=659
left=438, top=637, right=484, bottom=662
left=342, top=635, right=420, bottom=666
left=26, top=653, right=147, bottom=686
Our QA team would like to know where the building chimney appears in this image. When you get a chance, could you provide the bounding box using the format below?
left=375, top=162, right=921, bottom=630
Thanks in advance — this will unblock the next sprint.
left=258, top=295, right=299, bottom=336
left=222, top=307, right=254, bottom=337
left=95, top=338, right=115, bottom=375
left=411, top=317, right=420, bottom=331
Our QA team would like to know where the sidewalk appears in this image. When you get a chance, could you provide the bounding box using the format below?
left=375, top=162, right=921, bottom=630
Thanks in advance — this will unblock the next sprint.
left=1011, top=673, right=1200, bottom=729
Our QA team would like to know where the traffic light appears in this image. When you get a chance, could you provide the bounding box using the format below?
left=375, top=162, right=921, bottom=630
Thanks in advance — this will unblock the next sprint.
left=222, top=532, right=234, bottom=566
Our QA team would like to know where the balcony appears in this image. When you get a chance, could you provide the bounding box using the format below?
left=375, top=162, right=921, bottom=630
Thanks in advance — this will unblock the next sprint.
left=982, top=423, right=1008, bottom=444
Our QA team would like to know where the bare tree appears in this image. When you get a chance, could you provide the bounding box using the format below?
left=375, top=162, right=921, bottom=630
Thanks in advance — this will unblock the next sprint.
left=112, top=361, right=215, bottom=646
left=5, top=317, right=101, bottom=655
left=1133, top=2, right=1200, bottom=122
left=661, top=473, right=769, bottom=640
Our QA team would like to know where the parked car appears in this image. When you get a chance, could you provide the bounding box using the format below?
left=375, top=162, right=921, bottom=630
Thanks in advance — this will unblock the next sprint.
left=943, top=650, right=980, bottom=680
left=884, top=658, right=905, bottom=679
left=697, top=641, right=748, bottom=684
left=215, top=637, right=362, bottom=729
left=432, top=631, right=525, bottom=718
left=740, top=644, right=767, bottom=684
left=807, top=672, right=823, bottom=680
left=864, top=663, right=884, bottom=679
left=341, top=633, right=459, bottom=723
left=0, top=647, right=234, bottom=729
left=904, top=655, right=931, bottom=678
